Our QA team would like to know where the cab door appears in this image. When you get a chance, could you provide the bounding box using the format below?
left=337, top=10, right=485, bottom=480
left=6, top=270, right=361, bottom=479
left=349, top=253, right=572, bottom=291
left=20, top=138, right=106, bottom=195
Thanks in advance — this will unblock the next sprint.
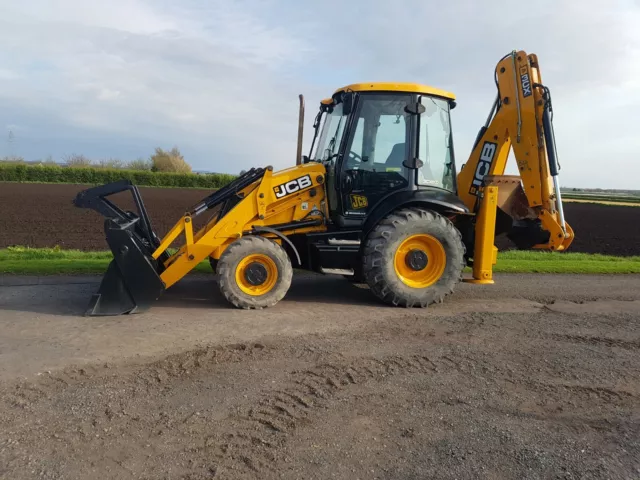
left=338, top=93, right=413, bottom=220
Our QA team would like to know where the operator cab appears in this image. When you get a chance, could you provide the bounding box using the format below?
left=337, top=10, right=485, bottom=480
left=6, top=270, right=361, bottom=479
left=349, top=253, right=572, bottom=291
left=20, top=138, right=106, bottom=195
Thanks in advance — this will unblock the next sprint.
left=307, top=83, right=461, bottom=228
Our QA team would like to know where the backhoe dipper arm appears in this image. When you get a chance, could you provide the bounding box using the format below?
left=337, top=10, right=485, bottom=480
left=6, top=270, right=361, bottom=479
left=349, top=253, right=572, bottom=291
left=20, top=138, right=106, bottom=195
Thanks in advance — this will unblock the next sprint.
left=456, top=50, right=574, bottom=251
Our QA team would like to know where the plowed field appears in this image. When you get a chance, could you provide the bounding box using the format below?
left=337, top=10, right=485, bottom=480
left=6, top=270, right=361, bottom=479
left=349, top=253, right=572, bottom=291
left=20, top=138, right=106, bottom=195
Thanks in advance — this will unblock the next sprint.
left=1, top=183, right=639, bottom=255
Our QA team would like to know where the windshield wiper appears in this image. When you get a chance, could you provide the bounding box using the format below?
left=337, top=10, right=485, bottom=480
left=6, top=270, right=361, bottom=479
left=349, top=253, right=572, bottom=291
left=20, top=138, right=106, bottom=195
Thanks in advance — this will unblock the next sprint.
left=326, top=115, right=345, bottom=157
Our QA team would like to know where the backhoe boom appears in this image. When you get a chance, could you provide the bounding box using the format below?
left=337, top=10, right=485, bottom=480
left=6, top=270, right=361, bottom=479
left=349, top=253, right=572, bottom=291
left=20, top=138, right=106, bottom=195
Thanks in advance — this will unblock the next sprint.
left=457, top=50, right=574, bottom=251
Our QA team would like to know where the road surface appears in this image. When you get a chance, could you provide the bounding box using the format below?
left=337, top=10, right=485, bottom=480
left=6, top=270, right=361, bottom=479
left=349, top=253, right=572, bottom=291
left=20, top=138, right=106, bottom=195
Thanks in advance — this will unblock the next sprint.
left=0, top=273, right=639, bottom=479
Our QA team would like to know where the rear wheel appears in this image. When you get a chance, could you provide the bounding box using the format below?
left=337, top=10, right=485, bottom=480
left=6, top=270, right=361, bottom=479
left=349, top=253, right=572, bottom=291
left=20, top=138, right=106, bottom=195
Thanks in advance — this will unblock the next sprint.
left=362, top=207, right=465, bottom=307
left=217, top=236, right=293, bottom=309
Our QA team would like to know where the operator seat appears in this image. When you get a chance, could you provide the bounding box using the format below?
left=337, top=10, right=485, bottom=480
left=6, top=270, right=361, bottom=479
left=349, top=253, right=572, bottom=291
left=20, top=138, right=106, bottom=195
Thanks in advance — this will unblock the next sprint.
left=385, top=142, right=436, bottom=185
left=385, top=143, right=406, bottom=170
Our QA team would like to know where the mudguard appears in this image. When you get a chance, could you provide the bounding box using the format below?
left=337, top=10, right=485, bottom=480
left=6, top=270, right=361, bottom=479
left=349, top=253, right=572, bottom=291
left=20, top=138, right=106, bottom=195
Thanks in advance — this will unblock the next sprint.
left=362, top=188, right=470, bottom=237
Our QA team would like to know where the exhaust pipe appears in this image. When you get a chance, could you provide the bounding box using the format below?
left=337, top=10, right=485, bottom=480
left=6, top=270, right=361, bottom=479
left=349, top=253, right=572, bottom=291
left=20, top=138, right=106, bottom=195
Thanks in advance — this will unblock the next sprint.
left=296, top=94, right=304, bottom=165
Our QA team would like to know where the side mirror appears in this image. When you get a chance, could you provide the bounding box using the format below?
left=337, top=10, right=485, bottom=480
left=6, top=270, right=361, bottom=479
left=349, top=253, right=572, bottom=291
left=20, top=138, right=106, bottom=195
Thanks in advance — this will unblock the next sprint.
left=342, top=92, right=354, bottom=115
left=404, top=101, right=425, bottom=115
left=403, top=157, right=424, bottom=170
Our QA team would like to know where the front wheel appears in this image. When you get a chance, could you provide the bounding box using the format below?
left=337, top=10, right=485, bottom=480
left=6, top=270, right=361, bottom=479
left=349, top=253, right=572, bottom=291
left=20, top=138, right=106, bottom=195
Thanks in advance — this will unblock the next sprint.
left=217, top=236, right=293, bottom=309
left=362, top=207, right=465, bottom=307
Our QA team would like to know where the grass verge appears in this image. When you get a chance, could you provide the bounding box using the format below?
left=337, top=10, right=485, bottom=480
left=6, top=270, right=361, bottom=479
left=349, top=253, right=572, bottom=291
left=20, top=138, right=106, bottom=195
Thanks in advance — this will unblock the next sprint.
left=1, top=246, right=640, bottom=275
left=490, top=251, right=640, bottom=274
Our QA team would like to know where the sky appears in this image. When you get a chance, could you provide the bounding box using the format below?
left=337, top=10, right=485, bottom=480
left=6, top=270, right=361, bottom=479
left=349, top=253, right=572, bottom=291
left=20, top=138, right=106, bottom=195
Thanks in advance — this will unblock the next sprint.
left=0, top=0, right=638, bottom=188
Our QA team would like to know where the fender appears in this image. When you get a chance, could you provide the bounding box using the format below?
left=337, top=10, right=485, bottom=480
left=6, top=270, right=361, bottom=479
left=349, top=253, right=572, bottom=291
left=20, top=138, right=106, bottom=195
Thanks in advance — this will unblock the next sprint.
left=362, top=188, right=470, bottom=238
left=250, top=226, right=302, bottom=266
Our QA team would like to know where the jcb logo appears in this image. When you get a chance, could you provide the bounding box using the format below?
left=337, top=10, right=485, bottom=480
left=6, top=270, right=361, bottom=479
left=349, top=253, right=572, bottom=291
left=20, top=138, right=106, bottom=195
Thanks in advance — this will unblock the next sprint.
left=350, top=194, right=368, bottom=209
left=273, top=175, right=312, bottom=199
left=469, top=141, right=497, bottom=196
left=520, top=65, right=532, bottom=97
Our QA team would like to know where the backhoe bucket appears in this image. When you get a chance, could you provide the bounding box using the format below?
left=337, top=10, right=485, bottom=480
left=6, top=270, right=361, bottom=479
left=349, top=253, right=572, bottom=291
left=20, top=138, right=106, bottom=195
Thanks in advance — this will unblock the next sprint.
left=484, top=175, right=550, bottom=249
left=74, top=180, right=167, bottom=316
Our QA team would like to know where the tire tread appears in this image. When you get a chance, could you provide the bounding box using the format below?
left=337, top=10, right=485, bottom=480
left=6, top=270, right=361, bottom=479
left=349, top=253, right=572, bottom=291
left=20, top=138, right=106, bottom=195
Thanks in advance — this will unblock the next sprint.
left=362, top=207, right=465, bottom=308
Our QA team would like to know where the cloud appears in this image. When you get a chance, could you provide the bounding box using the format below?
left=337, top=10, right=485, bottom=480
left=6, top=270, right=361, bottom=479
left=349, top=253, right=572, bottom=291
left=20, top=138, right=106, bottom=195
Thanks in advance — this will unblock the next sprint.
left=0, top=0, right=637, bottom=188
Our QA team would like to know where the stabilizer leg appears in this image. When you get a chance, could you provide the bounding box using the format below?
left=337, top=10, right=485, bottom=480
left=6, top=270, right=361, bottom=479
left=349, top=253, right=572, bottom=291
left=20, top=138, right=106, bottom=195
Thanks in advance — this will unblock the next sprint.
left=464, top=185, right=498, bottom=285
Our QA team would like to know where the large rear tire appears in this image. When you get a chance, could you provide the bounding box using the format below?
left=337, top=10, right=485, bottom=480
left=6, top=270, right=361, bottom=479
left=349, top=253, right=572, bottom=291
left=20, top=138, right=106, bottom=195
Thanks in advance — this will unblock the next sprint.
left=217, top=236, right=293, bottom=309
left=362, top=207, right=465, bottom=307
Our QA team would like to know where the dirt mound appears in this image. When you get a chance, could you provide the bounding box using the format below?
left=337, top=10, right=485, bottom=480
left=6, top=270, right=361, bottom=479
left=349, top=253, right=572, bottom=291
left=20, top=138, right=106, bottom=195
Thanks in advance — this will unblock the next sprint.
left=0, top=183, right=639, bottom=255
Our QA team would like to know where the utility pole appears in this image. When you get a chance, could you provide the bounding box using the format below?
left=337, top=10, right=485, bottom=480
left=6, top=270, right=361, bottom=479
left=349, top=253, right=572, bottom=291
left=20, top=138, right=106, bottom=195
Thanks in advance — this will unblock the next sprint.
left=7, top=129, right=15, bottom=159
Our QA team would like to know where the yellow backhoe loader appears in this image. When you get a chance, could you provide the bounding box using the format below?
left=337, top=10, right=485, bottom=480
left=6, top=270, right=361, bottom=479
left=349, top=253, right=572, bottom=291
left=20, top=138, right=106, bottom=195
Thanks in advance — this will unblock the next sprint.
left=74, top=50, right=574, bottom=315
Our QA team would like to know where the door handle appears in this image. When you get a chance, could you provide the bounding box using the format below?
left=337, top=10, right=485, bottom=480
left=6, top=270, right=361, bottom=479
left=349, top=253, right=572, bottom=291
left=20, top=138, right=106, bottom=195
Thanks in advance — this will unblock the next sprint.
left=342, top=173, right=353, bottom=193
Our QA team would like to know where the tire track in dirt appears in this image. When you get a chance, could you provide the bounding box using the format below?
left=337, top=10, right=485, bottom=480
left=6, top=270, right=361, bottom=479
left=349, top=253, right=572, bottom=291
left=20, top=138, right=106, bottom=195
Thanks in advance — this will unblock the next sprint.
left=202, top=354, right=440, bottom=479
left=190, top=348, right=640, bottom=479
left=551, top=333, right=640, bottom=351
left=1, top=342, right=273, bottom=411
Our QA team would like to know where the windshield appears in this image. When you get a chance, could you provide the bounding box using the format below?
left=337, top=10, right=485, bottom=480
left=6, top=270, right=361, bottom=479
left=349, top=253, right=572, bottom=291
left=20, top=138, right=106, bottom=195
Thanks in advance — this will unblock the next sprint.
left=418, top=96, right=455, bottom=191
left=312, top=103, right=347, bottom=164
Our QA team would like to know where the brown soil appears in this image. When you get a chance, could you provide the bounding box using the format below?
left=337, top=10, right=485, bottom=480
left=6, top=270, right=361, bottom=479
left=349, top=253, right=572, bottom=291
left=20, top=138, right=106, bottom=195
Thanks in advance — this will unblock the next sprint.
left=1, top=183, right=639, bottom=255
left=0, top=273, right=639, bottom=479
left=0, top=183, right=210, bottom=251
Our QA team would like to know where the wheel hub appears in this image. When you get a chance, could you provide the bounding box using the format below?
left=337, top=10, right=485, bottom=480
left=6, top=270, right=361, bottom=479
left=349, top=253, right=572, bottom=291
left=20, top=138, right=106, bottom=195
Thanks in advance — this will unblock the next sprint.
left=244, top=261, right=268, bottom=286
left=405, top=249, right=428, bottom=271
left=393, top=234, right=446, bottom=289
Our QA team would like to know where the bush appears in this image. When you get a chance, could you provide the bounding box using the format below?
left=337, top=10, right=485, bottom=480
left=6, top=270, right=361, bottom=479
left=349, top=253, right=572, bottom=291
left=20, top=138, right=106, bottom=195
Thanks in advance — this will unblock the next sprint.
left=127, top=158, right=152, bottom=171
left=0, top=155, right=25, bottom=164
left=150, top=147, right=192, bottom=173
left=97, top=158, right=124, bottom=169
left=0, top=163, right=236, bottom=189
left=64, top=154, right=92, bottom=167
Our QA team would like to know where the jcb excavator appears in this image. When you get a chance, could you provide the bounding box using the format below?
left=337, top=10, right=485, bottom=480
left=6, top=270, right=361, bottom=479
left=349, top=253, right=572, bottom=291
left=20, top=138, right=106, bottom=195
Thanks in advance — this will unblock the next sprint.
left=74, top=50, right=574, bottom=315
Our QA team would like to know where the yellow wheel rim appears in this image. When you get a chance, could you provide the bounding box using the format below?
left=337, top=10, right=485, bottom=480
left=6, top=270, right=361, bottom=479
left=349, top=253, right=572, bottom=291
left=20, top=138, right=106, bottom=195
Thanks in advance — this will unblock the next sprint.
left=393, top=234, right=446, bottom=288
left=235, top=254, right=278, bottom=296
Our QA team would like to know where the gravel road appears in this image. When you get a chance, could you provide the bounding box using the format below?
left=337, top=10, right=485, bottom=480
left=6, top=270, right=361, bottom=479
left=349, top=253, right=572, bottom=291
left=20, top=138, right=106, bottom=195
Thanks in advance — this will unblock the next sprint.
left=0, top=273, right=638, bottom=479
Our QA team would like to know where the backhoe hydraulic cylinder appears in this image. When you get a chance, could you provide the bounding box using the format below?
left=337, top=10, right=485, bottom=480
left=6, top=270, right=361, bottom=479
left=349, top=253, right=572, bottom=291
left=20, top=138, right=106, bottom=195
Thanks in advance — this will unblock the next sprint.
left=542, top=100, right=566, bottom=233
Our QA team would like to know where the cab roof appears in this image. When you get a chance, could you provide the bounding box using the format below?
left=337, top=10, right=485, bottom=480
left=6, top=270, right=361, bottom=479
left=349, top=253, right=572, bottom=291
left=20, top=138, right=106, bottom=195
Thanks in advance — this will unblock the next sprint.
left=329, top=82, right=455, bottom=101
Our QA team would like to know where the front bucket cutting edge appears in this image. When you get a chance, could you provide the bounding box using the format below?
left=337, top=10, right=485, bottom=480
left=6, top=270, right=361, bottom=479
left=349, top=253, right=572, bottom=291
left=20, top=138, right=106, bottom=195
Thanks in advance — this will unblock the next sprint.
left=86, top=218, right=165, bottom=316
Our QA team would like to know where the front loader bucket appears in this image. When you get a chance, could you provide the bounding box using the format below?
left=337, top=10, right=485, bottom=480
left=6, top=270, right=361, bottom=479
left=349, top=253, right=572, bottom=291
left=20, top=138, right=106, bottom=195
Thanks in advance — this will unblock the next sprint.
left=86, top=218, right=165, bottom=316
left=74, top=180, right=167, bottom=316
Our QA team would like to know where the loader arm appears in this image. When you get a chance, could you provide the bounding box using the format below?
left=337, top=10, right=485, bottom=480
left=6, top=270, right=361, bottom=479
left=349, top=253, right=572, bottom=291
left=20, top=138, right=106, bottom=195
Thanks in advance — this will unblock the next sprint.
left=155, top=163, right=327, bottom=289
left=457, top=50, right=574, bottom=251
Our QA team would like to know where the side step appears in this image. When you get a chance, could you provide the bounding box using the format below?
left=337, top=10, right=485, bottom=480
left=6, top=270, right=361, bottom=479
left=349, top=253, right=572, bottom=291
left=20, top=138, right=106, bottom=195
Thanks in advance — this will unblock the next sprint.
left=328, top=238, right=360, bottom=246
left=320, top=267, right=355, bottom=276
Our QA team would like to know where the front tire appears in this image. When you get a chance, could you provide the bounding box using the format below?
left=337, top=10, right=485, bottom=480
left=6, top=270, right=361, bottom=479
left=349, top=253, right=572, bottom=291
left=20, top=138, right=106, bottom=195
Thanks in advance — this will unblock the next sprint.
left=362, top=207, right=465, bottom=307
left=217, top=236, right=293, bottom=309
